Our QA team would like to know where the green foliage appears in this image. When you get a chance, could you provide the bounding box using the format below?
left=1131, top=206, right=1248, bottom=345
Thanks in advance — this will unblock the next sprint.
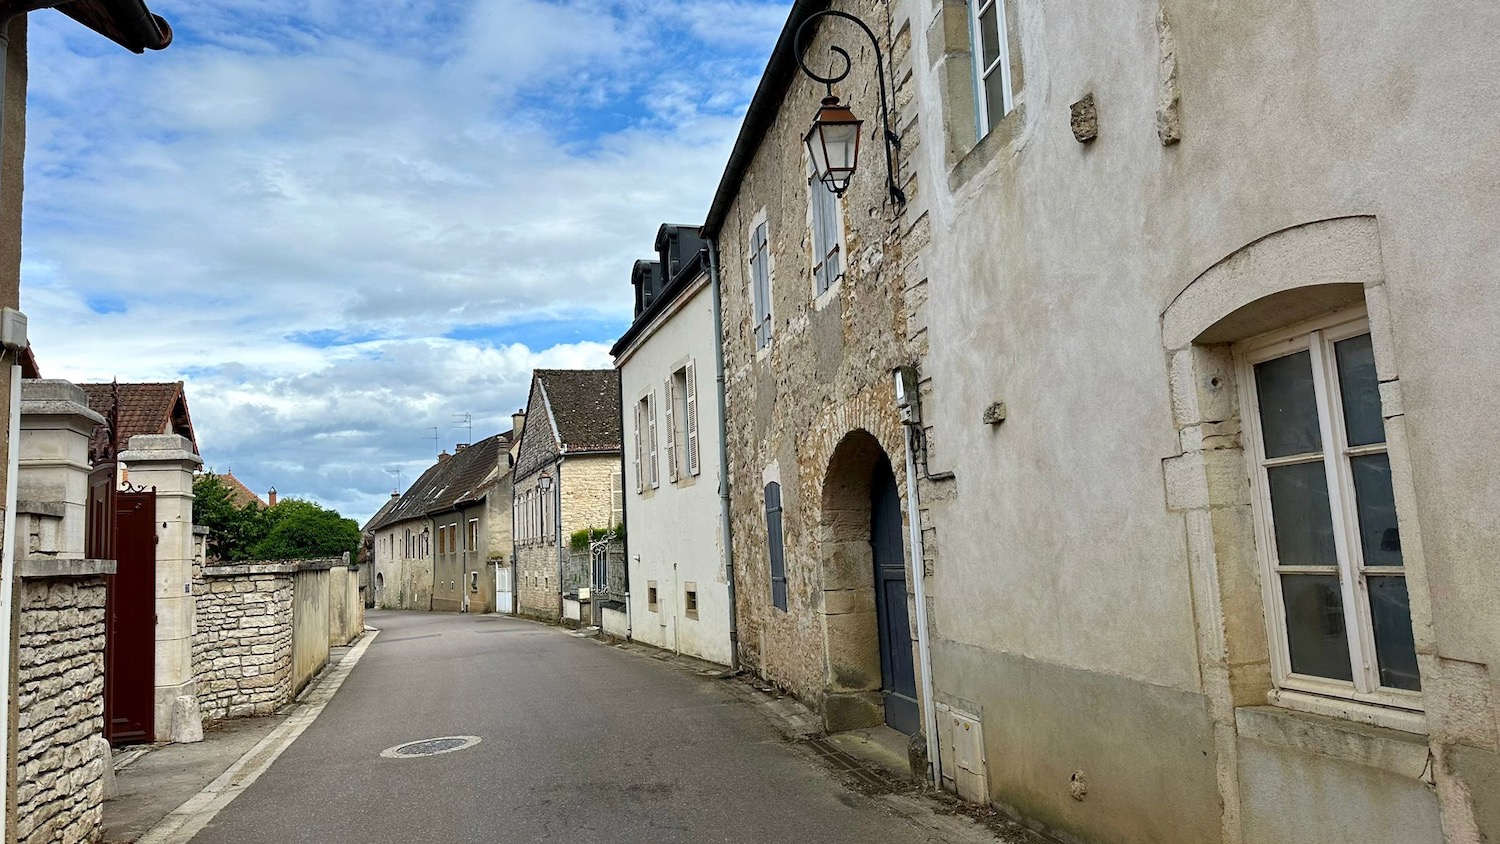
left=193, top=474, right=267, bottom=562
left=568, top=523, right=625, bottom=552
left=247, top=498, right=361, bottom=561
left=194, top=476, right=360, bottom=562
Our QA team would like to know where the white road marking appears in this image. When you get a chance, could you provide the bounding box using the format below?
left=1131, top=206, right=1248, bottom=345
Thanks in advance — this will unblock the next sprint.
left=134, top=629, right=380, bottom=844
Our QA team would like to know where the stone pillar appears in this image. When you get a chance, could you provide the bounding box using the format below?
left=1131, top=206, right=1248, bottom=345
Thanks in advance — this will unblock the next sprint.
left=17, top=380, right=105, bottom=558
left=118, top=434, right=202, bottom=742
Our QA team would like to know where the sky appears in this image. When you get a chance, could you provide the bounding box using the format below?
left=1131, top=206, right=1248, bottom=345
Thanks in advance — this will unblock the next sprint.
left=23, top=0, right=789, bottom=524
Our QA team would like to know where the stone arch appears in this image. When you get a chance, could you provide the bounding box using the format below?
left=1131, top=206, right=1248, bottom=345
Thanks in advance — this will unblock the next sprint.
left=816, top=428, right=898, bottom=732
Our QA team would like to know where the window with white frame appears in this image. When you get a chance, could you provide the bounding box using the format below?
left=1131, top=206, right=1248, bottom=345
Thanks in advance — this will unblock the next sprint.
left=664, top=362, right=701, bottom=482
left=809, top=172, right=842, bottom=297
left=750, top=219, right=772, bottom=350
left=970, top=0, right=1017, bottom=137
left=636, top=394, right=659, bottom=490
left=1239, top=308, right=1420, bottom=708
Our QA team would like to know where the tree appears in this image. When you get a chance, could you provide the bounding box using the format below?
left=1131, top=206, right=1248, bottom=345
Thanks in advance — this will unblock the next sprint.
left=247, top=498, right=361, bottom=561
left=193, top=474, right=268, bottom=562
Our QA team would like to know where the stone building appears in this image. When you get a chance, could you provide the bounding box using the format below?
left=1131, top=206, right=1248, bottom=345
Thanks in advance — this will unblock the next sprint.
left=885, top=0, right=1500, bottom=841
left=611, top=224, right=732, bottom=666
left=703, top=0, right=927, bottom=738
left=366, top=430, right=514, bottom=613
left=512, top=369, right=622, bottom=621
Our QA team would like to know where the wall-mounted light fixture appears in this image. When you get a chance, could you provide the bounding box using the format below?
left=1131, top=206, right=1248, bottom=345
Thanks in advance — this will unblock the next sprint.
left=794, top=10, right=906, bottom=206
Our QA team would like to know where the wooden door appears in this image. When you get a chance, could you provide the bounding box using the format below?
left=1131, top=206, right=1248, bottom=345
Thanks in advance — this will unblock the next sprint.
left=871, top=458, right=919, bottom=735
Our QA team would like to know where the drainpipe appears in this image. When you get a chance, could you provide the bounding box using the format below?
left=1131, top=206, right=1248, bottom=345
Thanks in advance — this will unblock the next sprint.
left=894, top=368, right=939, bottom=787
left=0, top=353, right=20, bottom=842
left=553, top=453, right=564, bottom=620
left=706, top=239, right=739, bottom=672
left=616, top=372, right=631, bottom=640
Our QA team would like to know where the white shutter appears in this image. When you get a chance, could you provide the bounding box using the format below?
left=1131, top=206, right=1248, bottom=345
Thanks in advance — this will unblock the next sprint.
left=647, top=390, right=659, bottom=488
left=633, top=400, right=643, bottom=493
left=664, top=376, right=678, bottom=483
left=685, top=360, right=700, bottom=476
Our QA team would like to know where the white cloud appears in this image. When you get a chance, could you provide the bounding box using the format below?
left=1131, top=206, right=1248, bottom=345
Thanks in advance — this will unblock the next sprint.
left=23, top=0, right=789, bottom=522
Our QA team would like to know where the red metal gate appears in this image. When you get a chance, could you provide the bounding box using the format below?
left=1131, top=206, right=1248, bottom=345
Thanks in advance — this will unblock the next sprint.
left=90, top=463, right=158, bottom=746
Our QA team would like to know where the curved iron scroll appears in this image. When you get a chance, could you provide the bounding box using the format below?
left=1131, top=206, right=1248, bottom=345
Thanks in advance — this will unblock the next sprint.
left=793, top=10, right=906, bottom=206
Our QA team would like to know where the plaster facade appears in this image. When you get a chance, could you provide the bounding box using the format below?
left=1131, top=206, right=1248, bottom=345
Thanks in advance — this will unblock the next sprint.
left=894, top=0, right=1500, bottom=840
left=712, top=0, right=924, bottom=733
left=617, top=272, right=731, bottom=666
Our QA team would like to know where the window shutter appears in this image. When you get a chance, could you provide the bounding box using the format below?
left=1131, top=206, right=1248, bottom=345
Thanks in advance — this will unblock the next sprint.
left=664, top=377, right=678, bottom=482
left=765, top=482, right=787, bottom=611
left=633, top=401, right=643, bottom=493
left=647, top=390, right=659, bottom=488
left=685, top=361, right=700, bottom=476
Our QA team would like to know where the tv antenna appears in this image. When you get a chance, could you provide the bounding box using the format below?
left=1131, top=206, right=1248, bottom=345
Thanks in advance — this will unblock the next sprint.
left=384, top=468, right=404, bottom=493
left=425, top=427, right=440, bottom=458
left=452, top=412, right=472, bottom=447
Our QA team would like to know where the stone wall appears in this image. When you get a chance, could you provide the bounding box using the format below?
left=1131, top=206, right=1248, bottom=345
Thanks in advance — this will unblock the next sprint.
left=559, top=453, right=621, bottom=534
left=516, top=541, right=559, bottom=620
left=192, top=565, right=295, bottom=721
left=15, top=565, right=111, bottom=844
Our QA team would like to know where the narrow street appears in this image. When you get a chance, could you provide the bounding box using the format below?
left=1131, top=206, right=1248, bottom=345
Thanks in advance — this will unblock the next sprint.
left=186, top=611, right=994, bottom=844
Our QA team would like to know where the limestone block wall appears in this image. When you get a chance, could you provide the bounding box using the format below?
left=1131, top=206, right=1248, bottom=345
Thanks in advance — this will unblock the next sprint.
left=15, top=571, right=109, bottom=844
left=192, top=566, right=295, bottom=721
left=516, top=542, right=559, bottom=620
left=560, top=453, right=621, bottom=533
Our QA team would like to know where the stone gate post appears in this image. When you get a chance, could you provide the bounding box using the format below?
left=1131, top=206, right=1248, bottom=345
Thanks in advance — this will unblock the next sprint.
left=118, top=433, right=203, bottom=742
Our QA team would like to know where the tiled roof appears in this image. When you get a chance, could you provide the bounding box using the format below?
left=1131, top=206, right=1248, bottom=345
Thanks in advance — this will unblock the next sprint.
left=367, top=431, right=512, bottom=532
left=79, top=382, right=197, bottom=462
left=537, top=369, right=621, bottom=452
left=362, top=493, right=402, bottom=533
left=207, top=472, right=265, bottom=509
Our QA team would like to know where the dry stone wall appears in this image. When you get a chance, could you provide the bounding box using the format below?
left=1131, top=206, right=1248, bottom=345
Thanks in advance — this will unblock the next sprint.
left=15, top=574, right=108, bottom=844
left=192, top=565, right=295, bottom=720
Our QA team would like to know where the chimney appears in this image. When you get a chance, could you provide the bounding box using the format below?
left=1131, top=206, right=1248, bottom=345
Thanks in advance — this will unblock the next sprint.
left=390, top=491, right=400, bottom=499
left=437, top=450, right=451, bottom=463
left=455, top=443, right=468, bottom=452
left=511, top=410, right=525, bottom=440
left=268, top=487, right=278, bottom=506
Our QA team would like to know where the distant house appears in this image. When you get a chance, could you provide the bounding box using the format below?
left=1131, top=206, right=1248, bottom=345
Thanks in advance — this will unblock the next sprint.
left=512, top=369, right=622, bottom=622
left=610, top=223, right=731, bottom=665
left=203, top=471, right=267, bottom=509
left=367, top=430, right=515, bottom=613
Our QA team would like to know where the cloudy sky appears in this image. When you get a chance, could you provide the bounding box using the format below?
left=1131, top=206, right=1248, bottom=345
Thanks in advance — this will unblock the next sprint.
left=24, top=0, right=786, bottom=523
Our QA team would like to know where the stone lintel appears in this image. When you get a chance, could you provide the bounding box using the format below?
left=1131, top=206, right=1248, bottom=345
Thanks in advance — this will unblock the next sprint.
left=15, top=499, right=66, bottom=518
left=19, top=557, right=118, bottom=579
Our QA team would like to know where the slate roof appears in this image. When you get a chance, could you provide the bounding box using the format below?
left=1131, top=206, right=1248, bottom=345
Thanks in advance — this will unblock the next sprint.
left=79, top=382, right=197, bottom=462
left=537, top=369, right=621, bottom=452
left=362, top=492, right=402, bottom=533
left=367, top=431, right=512, bottom=532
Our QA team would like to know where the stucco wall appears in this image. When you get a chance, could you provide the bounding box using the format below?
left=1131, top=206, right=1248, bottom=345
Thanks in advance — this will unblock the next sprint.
left=898, top=0, right=1500, bottom=840
left=716, top=0, right=917, bottom=723
left=14, top=572, right=107, bottom=844
left=328, top=564, right=363, bottom=647
left=618, top=277, right=732, bottom=665
left=291, top=566, right=330, bottom=696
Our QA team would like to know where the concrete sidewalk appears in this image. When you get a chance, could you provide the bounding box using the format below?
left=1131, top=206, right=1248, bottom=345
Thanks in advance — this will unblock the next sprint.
left=102, top=638, right=367, bottom=844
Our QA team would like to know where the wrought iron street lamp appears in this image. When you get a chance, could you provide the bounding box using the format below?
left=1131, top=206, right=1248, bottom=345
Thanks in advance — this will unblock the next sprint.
left=794, top=10, right=906, bottom=206
left=538, top=469, right=553, bottom=494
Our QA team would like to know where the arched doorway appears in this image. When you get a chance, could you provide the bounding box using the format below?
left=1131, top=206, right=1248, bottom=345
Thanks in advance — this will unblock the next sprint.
left=819, top=430, right=918, bottom=735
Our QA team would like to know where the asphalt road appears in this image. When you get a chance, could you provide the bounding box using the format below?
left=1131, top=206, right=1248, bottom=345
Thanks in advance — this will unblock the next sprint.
left=188, top=610, right=983, bottom=844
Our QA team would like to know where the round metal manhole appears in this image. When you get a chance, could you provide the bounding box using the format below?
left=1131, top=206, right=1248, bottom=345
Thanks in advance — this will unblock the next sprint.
left=380, top=736, right=481, bottom=759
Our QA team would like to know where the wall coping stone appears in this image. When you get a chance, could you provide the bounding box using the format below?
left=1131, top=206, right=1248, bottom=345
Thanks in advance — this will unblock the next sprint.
left=15, top=500, right=65, bottom=518
left=204, top=558, right=340, bottom=577
left=19, top=557, right=118, bottom=579
left=193, top=525, right=210, bottom=536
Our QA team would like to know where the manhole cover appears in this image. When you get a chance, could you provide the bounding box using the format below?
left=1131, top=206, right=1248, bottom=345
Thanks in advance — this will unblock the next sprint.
left=380, top=736, right=481, bottom=759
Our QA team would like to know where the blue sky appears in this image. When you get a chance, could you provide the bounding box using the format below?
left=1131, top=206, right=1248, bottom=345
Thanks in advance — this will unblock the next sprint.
left=23, top=0, right=788, bottom=523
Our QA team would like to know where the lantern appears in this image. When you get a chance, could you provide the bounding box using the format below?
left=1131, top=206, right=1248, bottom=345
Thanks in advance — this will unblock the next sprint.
left=804, top=95, right=863, bottom=195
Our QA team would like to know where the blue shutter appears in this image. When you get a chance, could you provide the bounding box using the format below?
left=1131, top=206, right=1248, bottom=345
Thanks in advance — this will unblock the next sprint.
left=766, top=481, right=787, bottom=610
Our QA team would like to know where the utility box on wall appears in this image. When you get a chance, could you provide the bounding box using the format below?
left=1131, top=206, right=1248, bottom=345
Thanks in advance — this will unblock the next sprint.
left=937, top=703, right=989, bottom=804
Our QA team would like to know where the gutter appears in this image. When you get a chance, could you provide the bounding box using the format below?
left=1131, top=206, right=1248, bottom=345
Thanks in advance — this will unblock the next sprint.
left=707, top=240, right=739, bottom=672
left=895, top=370, right=940, bottom=787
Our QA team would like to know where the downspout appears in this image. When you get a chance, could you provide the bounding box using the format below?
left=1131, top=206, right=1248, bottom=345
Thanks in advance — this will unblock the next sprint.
left=615, top=373, right=631, bottom=640
left=0, top=355, right=19, bottom=843
left=706, top=239, right=739, bottom=672
left=895, top=368, right=939, bottom=787
left=553, top=453, right=564, bottom=620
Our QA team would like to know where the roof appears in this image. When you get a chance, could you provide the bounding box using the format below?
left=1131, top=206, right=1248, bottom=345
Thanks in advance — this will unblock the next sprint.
left=366, top=431, right=512, bottom=532
left=55, top=0, right=173, bottom=53
left=208, top=472, right=265, bottom=509
left=701, top=0, right=828, bottom=239
left=79, top=381, right=197, bottom=461
left=362, top=493, right=402, bottom=533
left=536, top=369, right=621, bottom=452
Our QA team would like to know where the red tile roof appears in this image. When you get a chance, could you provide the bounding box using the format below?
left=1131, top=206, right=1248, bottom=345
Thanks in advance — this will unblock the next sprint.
left=207, top=472, right=266, bottom=509
left=78, top=382, right=197, bottom=462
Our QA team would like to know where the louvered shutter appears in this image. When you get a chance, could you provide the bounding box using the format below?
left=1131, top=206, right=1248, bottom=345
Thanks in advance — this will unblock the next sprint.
left=632, top=400, right=643, bottom=493
left=685, top=361, right=700, bottom=476
left=647, top=391, right=659, bottom=488
left=664, top=377, right=678, bottom=482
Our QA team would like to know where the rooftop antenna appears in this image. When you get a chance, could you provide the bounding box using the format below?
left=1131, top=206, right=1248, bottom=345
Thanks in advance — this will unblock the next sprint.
left=452, top=412, right=473, bottom=448
left=384, top=468, right=404, bottom=493
left=426, top=427, right=440, bottom=459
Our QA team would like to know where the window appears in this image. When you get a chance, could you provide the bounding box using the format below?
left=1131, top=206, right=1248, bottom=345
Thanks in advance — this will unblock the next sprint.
left=437, top=524, right=446, bottom=556
left=647, top=582, right=659, bottom=612
left=810, top=173, right=842, bottom=297
left=665, top=364, right=700, bottom=482
left=1239, top=310, right=1420, bottom=708
left=765, top=482, right=787, bottom=611
left=664, top=374, right=678, bottom=483
left=633, top=399, right=645, bottom=493
left=468, top=519, right=479, bottom=552
left=750, top=219, right=772, bottom=350
left=647, top=392, right=660, bottom=489
left=684, top=583, right=698, bottom=620
left=970, top=0, right=1017, bottom=136
left=404, top=529, right=412, bottom=558
left=611, top=470, right=624, bottom=526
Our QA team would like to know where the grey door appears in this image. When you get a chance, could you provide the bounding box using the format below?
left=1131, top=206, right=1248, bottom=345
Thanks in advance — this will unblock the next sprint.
left=871, top=457, right=919, bottom=735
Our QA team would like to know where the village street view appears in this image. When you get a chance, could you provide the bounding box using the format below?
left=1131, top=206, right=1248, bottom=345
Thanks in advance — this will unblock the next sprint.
left=1, top=1, right=1498, bottom=844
